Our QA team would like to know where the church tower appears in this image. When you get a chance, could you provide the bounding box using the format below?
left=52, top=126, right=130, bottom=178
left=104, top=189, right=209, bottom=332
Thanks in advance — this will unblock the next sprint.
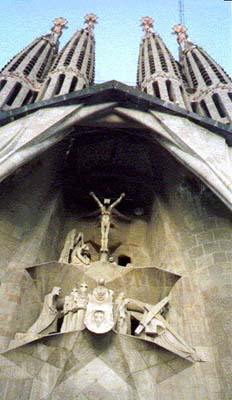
left=40, top=14, right=97, bottom=100
left=173, top=24, right=232, bottom=123
left=0, top=18, right=67, bottom=110
left=137, top=17, right=189, bottom=109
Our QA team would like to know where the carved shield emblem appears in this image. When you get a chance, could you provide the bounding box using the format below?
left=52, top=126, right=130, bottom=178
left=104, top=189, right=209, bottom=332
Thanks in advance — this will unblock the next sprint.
left=84, top=287, right=114, bottom=334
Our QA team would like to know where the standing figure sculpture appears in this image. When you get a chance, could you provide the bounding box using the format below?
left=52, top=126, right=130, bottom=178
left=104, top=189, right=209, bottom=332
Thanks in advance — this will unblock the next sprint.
left=89, top=192, right=125, bottom=260
left=61, top=284, right=89, bottom=333
left=15, top=287, right=62, bottom=342
left=26, top=286, right=62, bottom=336
left=61, top=294, right=73, bottom=333
left=71, top=283, right=89, bottom=331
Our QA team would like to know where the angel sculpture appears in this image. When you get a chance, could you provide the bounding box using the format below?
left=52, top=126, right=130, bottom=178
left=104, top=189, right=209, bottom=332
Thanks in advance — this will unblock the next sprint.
left=59, top=230, right=91, bottom=265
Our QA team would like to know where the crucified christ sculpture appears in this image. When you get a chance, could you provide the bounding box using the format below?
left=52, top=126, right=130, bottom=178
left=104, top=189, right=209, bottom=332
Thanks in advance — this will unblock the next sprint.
left=89, top=192, right=125, bottom=256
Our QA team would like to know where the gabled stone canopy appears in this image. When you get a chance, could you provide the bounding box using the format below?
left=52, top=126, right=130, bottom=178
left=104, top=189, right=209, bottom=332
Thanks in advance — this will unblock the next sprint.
left=0, top=80, right=232, bottom=211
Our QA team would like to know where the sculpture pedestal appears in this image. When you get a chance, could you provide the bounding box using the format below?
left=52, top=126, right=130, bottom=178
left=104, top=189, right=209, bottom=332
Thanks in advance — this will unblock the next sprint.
left=100, top=250, right=108, bottom=262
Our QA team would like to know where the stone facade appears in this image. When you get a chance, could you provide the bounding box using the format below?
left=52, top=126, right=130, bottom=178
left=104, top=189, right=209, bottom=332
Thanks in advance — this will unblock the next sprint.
left=0, top=13, right=231, bottom=400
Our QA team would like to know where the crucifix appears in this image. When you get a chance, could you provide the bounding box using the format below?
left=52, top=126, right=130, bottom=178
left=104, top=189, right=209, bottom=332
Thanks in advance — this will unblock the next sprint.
left=89, top=192, right=125, bottom=261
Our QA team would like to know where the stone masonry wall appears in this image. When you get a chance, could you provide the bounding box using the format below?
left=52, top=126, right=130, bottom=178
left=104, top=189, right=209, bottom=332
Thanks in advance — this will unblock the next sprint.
left=146, top=155, right=232, bottom=399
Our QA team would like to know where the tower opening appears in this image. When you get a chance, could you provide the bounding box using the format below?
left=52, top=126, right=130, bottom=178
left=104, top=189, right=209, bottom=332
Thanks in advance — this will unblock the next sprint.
left=212, top=93, right=227, bottom=118
left=5, top=82, right=22, bottom=106
left=54, top=74, right=65, bottom=96
left=200, top=100, right=211, bottom=118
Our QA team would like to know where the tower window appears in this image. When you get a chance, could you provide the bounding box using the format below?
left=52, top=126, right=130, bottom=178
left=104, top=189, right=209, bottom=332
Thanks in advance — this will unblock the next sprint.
left=152, top=81, right=160, bottom=98
left=118, top=255, right=131, bottom=267
left=21, top=90, right=33, bottom=106
left=37, top=48, right=52, bottom=80
left=69, top=76, right=78, bottom=92
left=54, top=74, right=65, bottom=96
left=52, top=41, right=70, bottom=71
left=192, top=51, right=212, bottom=86
left=212, top=93, right=227, bottom=118
left=21, top=90, right=37, bottom=106
left=166, top=80, right=175, bottom=102
left=0, top=79, right=7, bottom=92
left=7, top=41, right=38, bottom=72
left=201, top=51, right=229, bottom=84
left=156, top=39, right=168, bottom=72
left=200, top=100, right=211, bottom=118
left=191, top=101, right=199, bottom=113
left=76, top=51, right=85, bottom=69
left=5, top=82, right=22, bottom=106
left=147, top=38, right=156, bottom=74
left=186, top=55, right=198, bottom=88
left=23, top=43, right=47, bottom=76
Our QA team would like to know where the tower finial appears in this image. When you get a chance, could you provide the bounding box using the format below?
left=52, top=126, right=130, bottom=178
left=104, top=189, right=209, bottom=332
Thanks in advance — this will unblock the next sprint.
left=51, top=17, right=68, bottom=37
left=84, top=13, right=98, bottom=32
left=140, top=16, right=154, bottom=36
left=172, top=24, right=188, bottom=45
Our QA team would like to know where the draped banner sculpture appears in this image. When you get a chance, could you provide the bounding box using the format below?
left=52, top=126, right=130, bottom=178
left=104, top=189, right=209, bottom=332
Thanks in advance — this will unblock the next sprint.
left=17, top=279, right=201, bottom=363
left=59, top=231, right=91, bottom=265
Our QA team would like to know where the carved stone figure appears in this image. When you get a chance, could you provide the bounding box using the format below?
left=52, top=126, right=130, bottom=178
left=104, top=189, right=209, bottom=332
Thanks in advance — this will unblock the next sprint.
left=84, top=278, right=114, bottom=334
left=65, top=288, right=79, bottom=331
left=71, top=237, right=91, bottom=265
left=15, top=287, right=62, bottom=342
left=145, top=314, right=200, bottom=362
left=60, top=294, right=73, bottom=333
left=114, top=292, right=131, bottom=334
left=59, top=230, right=91, bottom=265
left=27, top=286, right=62, bottom=335
left=14, top=276, right=200, bottom=362
left=70, top=283, right=89, bottom=331
left=61, top=284, right=89, bottom=332
left=89, top=192, right=125, bottom=256
left=114, top=293, right=200, bottom=362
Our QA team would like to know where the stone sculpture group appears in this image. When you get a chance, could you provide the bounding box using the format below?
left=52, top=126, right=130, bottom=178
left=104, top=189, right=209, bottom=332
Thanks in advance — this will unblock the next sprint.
left=15, top=193, right=202, bottom=363
left=16, top=279, right=200, bottom=363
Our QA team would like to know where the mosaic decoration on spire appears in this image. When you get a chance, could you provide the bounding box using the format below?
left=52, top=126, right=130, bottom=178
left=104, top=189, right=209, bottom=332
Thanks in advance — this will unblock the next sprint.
left=140, top=16, right=154, bottom=36
left=51, top=17, right=68, bottom=37
left=84, top=13, right=98, bottom=32
left=172, top=24, right=188, bottom=44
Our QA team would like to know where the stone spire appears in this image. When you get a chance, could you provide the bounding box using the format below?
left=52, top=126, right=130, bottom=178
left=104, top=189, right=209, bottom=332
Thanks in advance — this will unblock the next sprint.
left=173, top=24, right=232, bottom=123
left=40, top=14, right=97, bottom=100
left=137, top=17, right=189, bottom=109
left=0, top=18, right=67, bottom=111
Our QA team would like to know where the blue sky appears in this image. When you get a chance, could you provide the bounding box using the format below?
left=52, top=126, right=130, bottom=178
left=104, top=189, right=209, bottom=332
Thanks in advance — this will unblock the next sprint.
left=0, top=0, right=231, bottom=84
